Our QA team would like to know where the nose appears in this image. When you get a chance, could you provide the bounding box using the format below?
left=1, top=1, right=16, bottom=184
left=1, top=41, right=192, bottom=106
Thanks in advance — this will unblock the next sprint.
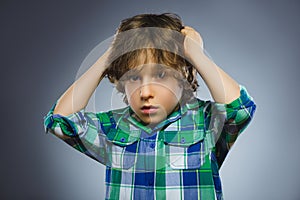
left=140, top=83, right=154, bottom=100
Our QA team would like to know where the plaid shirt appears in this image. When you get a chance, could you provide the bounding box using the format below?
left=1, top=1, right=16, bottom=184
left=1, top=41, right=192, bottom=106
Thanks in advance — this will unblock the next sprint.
left=44, top=85, right=256, bottom=200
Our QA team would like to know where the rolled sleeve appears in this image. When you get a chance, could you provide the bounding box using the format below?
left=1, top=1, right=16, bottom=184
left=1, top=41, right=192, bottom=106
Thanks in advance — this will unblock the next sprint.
left=43, top=103, right=108, bottom=164
left=224, top=85, right=256, bottom=143
left=214, top=85, right=256, bottom=167
left=44, top=103, right=86, bottom=137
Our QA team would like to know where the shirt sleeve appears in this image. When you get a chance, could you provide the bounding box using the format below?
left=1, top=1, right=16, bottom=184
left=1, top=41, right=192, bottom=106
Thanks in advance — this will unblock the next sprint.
left=209, top=85, right=256, bottom=167
left=43, top=103, right=110, bottom=165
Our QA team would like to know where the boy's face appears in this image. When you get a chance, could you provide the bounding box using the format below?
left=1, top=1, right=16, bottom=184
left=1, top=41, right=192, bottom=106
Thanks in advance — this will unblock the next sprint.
left=123, top=64, right=183, bottom=126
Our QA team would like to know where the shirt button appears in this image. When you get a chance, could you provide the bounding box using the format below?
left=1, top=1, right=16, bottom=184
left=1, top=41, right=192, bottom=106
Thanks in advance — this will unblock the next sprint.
left=150, top=143, right=155, bottom=148
left=120, top=137, right=125, bottom=142
left=181, top=137, right=185, bottom=144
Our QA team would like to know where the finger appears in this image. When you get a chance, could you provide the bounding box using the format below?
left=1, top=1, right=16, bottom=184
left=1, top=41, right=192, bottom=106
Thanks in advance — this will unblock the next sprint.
left=180, top=27, right=191, bottom=34
left=180, top=28, right=187, bottom=34
left=181, top=27, right=196, bottom=36
left=181, top=29, right=194, bottom=38
left=182, top=26, right=194, bottom=30
left=180, top=29, right=188, bottom=35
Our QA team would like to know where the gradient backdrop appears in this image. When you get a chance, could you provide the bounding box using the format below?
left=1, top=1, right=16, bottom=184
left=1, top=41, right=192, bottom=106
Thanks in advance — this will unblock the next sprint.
left=1, top=0, right=300, bottom=199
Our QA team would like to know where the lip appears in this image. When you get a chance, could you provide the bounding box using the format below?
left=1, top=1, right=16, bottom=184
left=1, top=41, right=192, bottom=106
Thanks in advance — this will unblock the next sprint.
left=140, top=105, right=159, bottom=114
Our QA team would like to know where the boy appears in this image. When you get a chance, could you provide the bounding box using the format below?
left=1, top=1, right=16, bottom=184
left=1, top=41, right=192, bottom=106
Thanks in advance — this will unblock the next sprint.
left=44, top=13, right=256, bottom=200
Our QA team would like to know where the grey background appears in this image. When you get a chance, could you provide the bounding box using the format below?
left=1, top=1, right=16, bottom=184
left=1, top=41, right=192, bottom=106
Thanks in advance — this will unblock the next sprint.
left=1, top=0, right=300, bottom=199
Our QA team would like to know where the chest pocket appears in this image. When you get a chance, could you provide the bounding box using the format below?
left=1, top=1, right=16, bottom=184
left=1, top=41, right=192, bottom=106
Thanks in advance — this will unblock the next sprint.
left=160, top=129, right=215, bottom=170
left=105, top=128, right=140, bottom=170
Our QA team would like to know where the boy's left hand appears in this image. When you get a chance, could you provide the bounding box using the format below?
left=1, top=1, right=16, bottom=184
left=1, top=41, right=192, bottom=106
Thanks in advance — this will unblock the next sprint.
left=181, top=26, right=204, bottom=61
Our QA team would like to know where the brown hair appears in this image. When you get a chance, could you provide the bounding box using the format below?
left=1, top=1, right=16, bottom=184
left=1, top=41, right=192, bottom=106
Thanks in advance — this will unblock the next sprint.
left=104, top=13, right=199, bottom=103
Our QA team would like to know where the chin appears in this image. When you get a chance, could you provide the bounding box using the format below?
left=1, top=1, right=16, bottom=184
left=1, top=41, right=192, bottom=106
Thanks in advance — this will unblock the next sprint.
left=140, top=118, right=160, bottom=126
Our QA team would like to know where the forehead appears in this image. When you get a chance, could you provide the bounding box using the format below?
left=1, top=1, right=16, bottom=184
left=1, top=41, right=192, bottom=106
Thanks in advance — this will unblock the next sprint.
left=121, top=48, right=184, bottom=81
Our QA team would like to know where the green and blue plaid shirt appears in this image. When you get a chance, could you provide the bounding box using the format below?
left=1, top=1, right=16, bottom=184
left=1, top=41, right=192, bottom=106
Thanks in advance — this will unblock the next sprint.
left=44, top=85, right=256, bottom=200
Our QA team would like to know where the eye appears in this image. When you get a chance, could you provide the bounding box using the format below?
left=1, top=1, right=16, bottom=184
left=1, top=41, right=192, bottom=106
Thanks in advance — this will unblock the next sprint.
left=156, top=70, right=166, bottom=79
left=128, top=75, right=140, bottom=82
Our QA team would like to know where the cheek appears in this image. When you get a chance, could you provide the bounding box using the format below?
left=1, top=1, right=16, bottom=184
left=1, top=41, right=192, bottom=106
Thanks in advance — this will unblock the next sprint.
left=125, top=86, right=139, bottom=105
left=163, top=83, right=183, bottom=102
left=169, top=78, right=182, bottom=92
left=174, top=85, right=183, bottom=99
left=124, top=84, right=134, bottom=99
left=160, top=88, right=182, bottom=107
left=124, top=82, right=141, bottom=96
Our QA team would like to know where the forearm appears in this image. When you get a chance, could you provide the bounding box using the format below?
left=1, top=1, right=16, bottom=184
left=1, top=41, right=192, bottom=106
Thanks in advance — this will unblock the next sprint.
left=192, top=51, right=240, bottom=104
left=53, top=50, right=110, bottom=116
left=180, top=26, right=240, bottom=103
